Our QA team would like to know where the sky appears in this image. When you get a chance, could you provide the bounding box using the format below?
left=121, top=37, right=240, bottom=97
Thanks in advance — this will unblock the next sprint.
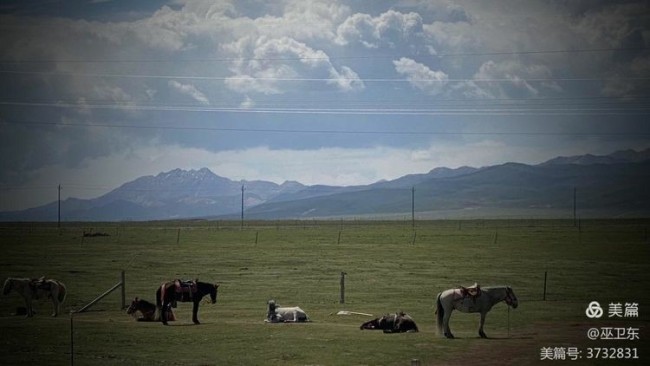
left=1, top=0, right=649, bottom=211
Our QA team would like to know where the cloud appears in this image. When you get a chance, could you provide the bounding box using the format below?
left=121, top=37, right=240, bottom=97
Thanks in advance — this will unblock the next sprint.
left=393, top=57, right=448, bottom=95
left=223, top=36, right=364, bottom=94
left=168, top=80, right=210, bottom=104
left=256, top=0, right=351, bottom=42
left=473, top=60, right=561, bottom=98
left=2, top=0, right=649, bottom=212
left=335, top=9, right=423, bottom=47
left=240, top=95, right=255, bottom=108
left=328, top=66, right=365, bottom=92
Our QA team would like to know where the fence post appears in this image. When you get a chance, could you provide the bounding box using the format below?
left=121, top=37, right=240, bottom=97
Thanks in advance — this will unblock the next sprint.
left=543, top=271, right=548, bottom=301
left=121, top=270, right=126, bottom=309
left=76, top=271, right=126, bottom=313
left=70, top=312, right=74, bottom=366
left=339, top=272, right=347, bottom=304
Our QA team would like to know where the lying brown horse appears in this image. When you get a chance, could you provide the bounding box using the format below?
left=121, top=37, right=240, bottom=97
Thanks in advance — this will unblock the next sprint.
left=360, top=312, right=419, bottom=333
left=127, top=297, right=175, bottom=322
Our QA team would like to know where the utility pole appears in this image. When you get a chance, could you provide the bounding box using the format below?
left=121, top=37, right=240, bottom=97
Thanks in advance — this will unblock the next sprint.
left=241, top=184, right=245, bottom=229
left=411, top=186, right=415, bottom=229
left=58, top=184, right=61, bottom=228
left=573, top=187, right=577, bottom=227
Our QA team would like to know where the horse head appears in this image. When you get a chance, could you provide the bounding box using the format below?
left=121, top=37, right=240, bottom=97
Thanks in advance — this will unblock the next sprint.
left=2, top=278, right=13, bottom=295
left=360, top=317, right=380, bottom=330
left=126, top=297, right=139, bottom=315
left=504, top=286, right=518, bottom=309
left=209, top=283, right=219, bottom=304
left=267, top=299, right=277, bottom=313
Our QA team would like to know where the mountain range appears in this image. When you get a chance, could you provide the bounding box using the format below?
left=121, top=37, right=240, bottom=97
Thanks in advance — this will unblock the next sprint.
left=2, top=148, right=649, bottom=221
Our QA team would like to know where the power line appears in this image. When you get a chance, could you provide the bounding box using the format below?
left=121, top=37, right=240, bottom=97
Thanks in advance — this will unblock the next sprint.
left=2, top=69, right=648, bottom=83
left=3, top=94, right=649, bottom=107
left=3, top=120, right=649, bottom=136
left=2, top=101, right=649, bottom=115
left=0, top=47, right=646, bottom=64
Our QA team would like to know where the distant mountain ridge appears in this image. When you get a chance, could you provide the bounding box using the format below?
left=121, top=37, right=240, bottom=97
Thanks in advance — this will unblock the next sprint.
left=541, top=148, right=650, bottom=166
left=1, top=148, right=649, bottom=221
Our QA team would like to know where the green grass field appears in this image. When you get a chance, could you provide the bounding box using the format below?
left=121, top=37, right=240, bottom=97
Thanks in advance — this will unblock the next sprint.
left=1, top=220, right=649, bottom=365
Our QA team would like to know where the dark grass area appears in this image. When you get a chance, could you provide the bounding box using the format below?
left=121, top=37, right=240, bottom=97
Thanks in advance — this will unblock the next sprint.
left=1, top=219, right=648, bottom=365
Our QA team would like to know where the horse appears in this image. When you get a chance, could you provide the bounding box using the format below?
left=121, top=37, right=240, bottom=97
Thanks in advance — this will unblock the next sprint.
left=127, top=297, right=175, bottom=322
left=436, top=285, right=518, bottom=338
left=156, top=279, right=218, bottom=325
left=360, top=312, right=419, bottom=333
left=266, top=299, right=310, bottom=323
left=2, top=277, right=67, bottom=317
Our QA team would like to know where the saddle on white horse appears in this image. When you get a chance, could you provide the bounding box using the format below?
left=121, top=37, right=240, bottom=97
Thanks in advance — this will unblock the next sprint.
left=459, top=283, right=482, bottom=299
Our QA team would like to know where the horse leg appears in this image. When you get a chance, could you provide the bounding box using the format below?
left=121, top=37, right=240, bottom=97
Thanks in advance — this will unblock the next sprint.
left=50, top=288, right=59, bottom=317
left=478, top=312, right=487, bottom=338
left=161, top=302, right=169, bottom=325
left=51, top=297, right=58, bottom=317
left=192, top=301, right=200, bottom=324
left=25, top=297, right=34, bottom=318
left=443, top=309, right=454, bottom=339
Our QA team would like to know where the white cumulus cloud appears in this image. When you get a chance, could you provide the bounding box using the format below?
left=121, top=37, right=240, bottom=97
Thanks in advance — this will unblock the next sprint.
left=168, top=80, right=210, bottom=105
left=393, top=57, right=448, bottom=95
left=335, top=9, right=423, bottom=47
left=223, top=36, right=364, bottom=94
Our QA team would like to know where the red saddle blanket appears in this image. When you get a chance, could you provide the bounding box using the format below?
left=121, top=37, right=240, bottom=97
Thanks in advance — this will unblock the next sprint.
left=173, top=280, right=197, bottom=294
left=161, top=280, right=197, bottom=304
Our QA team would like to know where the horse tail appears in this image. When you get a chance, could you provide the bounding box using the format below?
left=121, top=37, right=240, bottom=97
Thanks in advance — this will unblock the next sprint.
left=155, top=285, right=162, bottom=308
left=57, top=281, right=67, bottom=303
left=435, top=292, right=444, bottom=335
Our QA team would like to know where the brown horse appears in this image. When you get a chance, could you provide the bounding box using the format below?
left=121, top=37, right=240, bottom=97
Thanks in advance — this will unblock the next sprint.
left=127, top=297, right=175, bottom=322
left=360, top=312, right=419, bottom=333
left=156, top=279, right=219, bottom=325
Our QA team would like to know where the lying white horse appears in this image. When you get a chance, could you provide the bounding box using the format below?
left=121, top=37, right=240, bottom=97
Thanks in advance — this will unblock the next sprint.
left=266, top=299, right=310, bottom=322
left=2, top=277, right=67, bottom=317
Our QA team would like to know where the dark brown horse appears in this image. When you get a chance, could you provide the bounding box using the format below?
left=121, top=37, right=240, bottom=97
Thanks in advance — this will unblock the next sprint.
left=156, top=279, right=219, bottom=325
left=127, top=297, right=175, bottom=322
left=360, top=312, right=419, bottom=333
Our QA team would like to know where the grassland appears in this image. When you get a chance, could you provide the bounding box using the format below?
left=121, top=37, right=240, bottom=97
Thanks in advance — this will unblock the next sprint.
left=1, top=219, right=649, bottom=365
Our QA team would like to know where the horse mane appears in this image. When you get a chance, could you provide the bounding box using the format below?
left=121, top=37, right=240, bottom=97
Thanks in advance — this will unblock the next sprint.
left=483, top=285, right=510, bottom=293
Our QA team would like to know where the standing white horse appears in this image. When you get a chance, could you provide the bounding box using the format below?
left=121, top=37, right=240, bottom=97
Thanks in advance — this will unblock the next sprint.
left=266, top=299, right=310, bottom=322
left=436, top=285, right=518, bottom=338
left=2, top=277, right=67, bottom=317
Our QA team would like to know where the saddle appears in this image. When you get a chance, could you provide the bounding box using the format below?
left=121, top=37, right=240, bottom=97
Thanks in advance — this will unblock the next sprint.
left=172, top=279, right=197, bottom=302
left=29, top=277, right=51, bottom=291
left=459, top=283, right=482, bottom=299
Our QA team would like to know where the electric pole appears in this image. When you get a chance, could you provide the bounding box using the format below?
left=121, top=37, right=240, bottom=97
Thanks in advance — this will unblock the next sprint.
left=241, top=184, right=245, bottom=229
left=58, top=184, right=61, bottom=228
left=411, top=186, right=415, bottom=229
left=573, top=187, right=577, bottom=227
